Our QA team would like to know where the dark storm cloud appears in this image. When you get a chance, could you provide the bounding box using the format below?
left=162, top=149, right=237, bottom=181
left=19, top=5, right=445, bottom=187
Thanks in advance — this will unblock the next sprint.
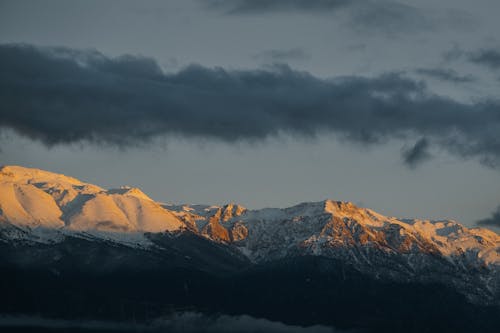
left=401, top=138, right=432, bottom=168
left=253, top=48, right=310, bottom=62
left=415, top=68, right=475, bottom=83
left=1, top=43, right=500, bottom=168
left=476, top=206, right=500, bottom=228
left=203, top=0, right=472, bottom=35
left=469, top=48, right=500, bottom=70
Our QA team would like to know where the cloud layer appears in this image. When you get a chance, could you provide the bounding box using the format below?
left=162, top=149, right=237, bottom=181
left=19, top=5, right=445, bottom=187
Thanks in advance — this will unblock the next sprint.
left=1, top=44, right=500, bottom=168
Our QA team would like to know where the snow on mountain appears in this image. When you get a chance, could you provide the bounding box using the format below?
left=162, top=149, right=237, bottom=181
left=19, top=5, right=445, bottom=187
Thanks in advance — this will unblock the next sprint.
left=167, top=199, right=499, bottom=267
left=0, top=165, right=185, bottom=233
left=1, top=165, right=500, bottom=303
left=1, top=165, right=498, bottom=265
left=0, top=180, right=64, bottom=228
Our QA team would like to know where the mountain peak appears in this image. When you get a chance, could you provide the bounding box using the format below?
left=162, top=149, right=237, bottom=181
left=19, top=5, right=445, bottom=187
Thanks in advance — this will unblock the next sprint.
left=108, top=186, right=154, bottom=201
left=324, top=199, right=357, bottom=212
left=0, top=165, right=89, bottom=187
left=221, top=203, right=247, bottom=221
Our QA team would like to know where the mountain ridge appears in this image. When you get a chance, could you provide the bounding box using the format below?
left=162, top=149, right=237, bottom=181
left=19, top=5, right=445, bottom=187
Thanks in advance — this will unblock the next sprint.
left=1, top=165, right=499, bottom=306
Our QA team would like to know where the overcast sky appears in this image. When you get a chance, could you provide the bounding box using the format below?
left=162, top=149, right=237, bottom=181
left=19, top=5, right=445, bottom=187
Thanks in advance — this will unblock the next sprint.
left=1, top=0, right=500, bottom=229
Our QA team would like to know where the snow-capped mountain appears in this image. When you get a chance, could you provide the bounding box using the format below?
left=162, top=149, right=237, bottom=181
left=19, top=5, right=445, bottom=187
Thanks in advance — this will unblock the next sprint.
left=0, top=165, right=184, bottom=233
left=1, top=165, right=499, bottom=306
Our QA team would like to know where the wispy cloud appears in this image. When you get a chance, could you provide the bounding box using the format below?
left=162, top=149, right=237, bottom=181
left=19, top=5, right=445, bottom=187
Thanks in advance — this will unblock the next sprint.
left=469, top=48, right=500, bottom=70
left=1, top=44, right=500, bottom=169
left=476, top=206, right=500, bottom=228
left=443, top=45, right=500, bottom=71
left=202, top=0, right=474, bottom=36
left=253, top=48, right=310, bottom=62
left=415, top=68, right=475, bottom=83
left=401, top=138, right=432, bottom=168
left=203, top=0, right=351, bottom=14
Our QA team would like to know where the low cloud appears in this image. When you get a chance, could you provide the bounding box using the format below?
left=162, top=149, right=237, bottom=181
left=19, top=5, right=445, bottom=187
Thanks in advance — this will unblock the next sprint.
left=1, top=44, right=500, bottom=169
left=476, top=206, right=500, bottom=228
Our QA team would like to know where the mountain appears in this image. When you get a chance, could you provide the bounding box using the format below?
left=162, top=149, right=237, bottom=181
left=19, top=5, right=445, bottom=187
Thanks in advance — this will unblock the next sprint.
left=1, top=165, right=499, bottom=332
left=0, top=165, right=184, bottom=232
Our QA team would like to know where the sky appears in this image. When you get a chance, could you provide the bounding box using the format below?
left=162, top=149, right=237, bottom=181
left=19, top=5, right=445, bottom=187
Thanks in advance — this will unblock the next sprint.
left=1, top=0, right=500, bottom=229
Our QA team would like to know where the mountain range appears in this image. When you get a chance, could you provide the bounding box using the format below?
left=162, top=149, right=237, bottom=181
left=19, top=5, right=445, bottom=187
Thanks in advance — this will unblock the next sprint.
left=1, top=165, right=499, bottom=332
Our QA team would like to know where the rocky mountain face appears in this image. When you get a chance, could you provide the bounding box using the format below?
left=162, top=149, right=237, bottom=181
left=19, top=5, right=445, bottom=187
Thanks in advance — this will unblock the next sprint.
left=1, top=165, right=500, bottom=332
left=169, top=199, right=500, bottom=305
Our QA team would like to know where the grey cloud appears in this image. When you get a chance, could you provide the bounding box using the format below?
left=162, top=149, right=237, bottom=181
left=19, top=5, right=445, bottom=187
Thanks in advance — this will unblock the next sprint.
left=1, top=44, right=500, bottom=169
left=476, top=206, right=500, bottom=228
left=469, top=48, right=500, bottom=70
left=443, top=45, right=500, bottom=70
left=203, top=0, right=472, bottom=36
left=253, top=48, right=310, bottom=62
left=401, top=138, right=432, bottom=168
left=415, top=68, right=475, bottom=83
